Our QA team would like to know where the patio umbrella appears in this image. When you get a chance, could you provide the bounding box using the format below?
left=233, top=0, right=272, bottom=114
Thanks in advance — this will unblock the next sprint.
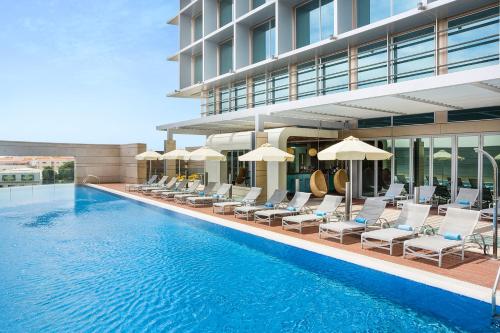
left=187, top=147, right=226, bottom=184
left=161, top=149, right=190, bottom=176
left=495, top=153, right=500, bottom=160
left=433, top=150, right=464, bottom=185
left=318, top=136, right=393, bottom=219
left=238, top=143, right=295, bottom=162
left=135, top=151, right=162, bottom=179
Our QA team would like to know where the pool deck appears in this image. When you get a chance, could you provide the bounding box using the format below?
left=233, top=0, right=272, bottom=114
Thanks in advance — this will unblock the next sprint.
left=94, top=183, right=499, bottom=303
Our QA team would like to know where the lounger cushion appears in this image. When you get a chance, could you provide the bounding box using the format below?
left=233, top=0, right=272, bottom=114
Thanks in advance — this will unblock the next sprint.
left=235, top=205, right=267, bottom=213
left=255, top=209, right=294, bottom=217
left=320, top=221, right=364, bottom=232
left=213, top=201, right=242, bottom=207
left=404, top=236, right=461, bottom=251
left=315, top=211, right=327, bottom=217
left=397, top=224, right=413, bottom=231
left=283, top=214, right=320, bottom=223
left=362, top=228, right=413, bottom=242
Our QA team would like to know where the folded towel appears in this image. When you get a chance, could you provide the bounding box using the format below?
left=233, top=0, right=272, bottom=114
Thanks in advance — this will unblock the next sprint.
left=397, top=224, right=413, bottom=231
left=443, top=232, right=461, bottom=241
left=419, top=196, right=427, bottom=202
left=264, top=202, right=274, bottom=208
left=315, top=210, right=327, bottom=217
left=458, top=200, right=470, bottom=205
left=286, top=207, right=296, bottom=212
left=198, top=191, right=205, bottom=196
left=355, top=217, right=367, bottom=224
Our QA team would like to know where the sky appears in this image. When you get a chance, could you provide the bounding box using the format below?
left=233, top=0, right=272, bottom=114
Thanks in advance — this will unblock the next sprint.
left=0, top=0, right=204, bottom=150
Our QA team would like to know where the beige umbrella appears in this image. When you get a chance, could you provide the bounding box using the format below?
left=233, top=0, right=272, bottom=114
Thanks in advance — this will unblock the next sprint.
left=495, top=153, right=500, bottom=160
left=238, top=143, right=295, bottom=162
left=434, top=149, right=464, bottom=161
left=161, top=149, right=190, bottom=176
left=318, top=136, right=393, bottom=219
left=187, top=147, right=226, bottom=184
left=135, top=151, right=162, bottom=179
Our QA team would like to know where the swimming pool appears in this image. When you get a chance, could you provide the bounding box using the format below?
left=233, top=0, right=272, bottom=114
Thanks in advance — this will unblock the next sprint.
left=0, top=185, right=496, bottom=332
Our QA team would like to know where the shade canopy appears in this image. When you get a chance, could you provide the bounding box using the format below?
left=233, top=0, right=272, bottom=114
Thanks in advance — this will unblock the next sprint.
left=318, top=136, right=393, bottom=161
left=238, top=143, right=295, bottom=162
left=135, top=151, right=162, bottom=161
left=161, top=149, right=190, bottom=160
left=188, top=146, right=226, bottom=161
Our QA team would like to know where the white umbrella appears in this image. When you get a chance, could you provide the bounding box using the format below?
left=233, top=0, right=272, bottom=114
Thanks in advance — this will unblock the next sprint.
left=433, top=149, right=464, bottom=161
left=495, top=153, right=500, bottom=161
left=238, top=143, right=295, bottom=162
left=318, top=136, right=393, bottom=219
left=135, top=151, right=162, bottom=179
left=187, top=147, right=226, bottom=184
left=161, top=149, right=190, bottom=176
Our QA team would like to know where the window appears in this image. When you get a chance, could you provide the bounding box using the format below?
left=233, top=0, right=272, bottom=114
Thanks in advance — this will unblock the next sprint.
left=231, top=81, right=247, bottom=111
left=433, top=137, right=452, bottom=201
left=448, top=106, right=500, bottom=122
left=297, top=61, right=317, bottom=99
left=296, top=0, right=334, bottom=49
left=447, top=7, right=499, bottom=73
left=252, top=19, right=275, bottom=64
left=268, top=69, right=289, bottom=104
left=219, top=39, right=233, bottom=75
left=21, top=174, right=35, bottom=181
left=252, top=75, right=267, bottom=107
left=393, top=0, right=417, bottom=15
left=392, top=113, right=434, bottom=126
left=206, top=89, right=216, bottom=115
left=193, top=54, right=203, bottom=84
left=394, top=138, right=410, bottom=192
left=219, top=0, right=233, bottom=27
left=252, top=0, right=265, bottom=9
left=392, top=26, right=435, bottom=82
left=357, top=0, right=390, bottom=27
left=358, top=117, right=391, bottom=128
left=2, top=175, right=15, bottom=182
left=194, top=15, right=203, bottom=41
left=377, top=139, right=392, bottom=192
left=357, top=40, right=388, bottom=88
left=483, top=135, right=500, bottom=208
left=225, top=150, right=250, bottom=186
left=219, top=87, right=230, bottom=113
left=320, top=52, right=349, bottom=95
left=457, top=136, right=479, bottom=191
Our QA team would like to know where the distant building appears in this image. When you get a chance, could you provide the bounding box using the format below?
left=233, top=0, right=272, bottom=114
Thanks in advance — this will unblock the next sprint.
left=0, top=168, right=43, bottom=188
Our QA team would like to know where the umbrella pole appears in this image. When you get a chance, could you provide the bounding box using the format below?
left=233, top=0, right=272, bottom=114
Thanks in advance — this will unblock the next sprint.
left=149, top=161, right=152, bottom=179
left=349, top=160, right=353, bottom=220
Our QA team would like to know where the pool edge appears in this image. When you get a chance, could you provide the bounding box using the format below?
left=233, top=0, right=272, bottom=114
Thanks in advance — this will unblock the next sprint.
left=88, top=184, right=493, bottom=304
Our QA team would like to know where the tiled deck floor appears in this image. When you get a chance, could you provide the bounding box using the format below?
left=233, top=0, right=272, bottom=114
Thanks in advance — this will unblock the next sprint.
left=100, top=183, right=499, bottom=289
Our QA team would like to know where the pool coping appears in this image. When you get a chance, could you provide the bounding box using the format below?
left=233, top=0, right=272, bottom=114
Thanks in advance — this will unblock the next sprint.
left=89, top=184, right=494, bottom=304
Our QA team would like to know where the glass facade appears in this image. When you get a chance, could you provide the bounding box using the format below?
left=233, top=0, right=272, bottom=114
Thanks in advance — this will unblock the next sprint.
left=447, top=7, right=499, bottom=73
left=432, top=137, right=452, bottom=202
left=357, top=0, right=418, bottom=27
left=448, top=106, right=500, bottom=122
left=206, top=89, right=216, bottom=115
left=362, top=140, right=376, bottom=197
left=219, top=0, right=233, bottom=27
left=413, top=138, right=430, bottom=187
left=232, top=81, right=247, bottom=111
left=320, top=52, right=349, bottom=94
left=483, top=135, right=500, bottom=208
left=194, top=15, right=203, bottom=41
left=193, top=54, right=203, bottom=84
left=297, top=61, right=317, bottom=99
left=392, top=26, right=435, bottom=82
left=377, top=140, right=392, bottom=192
left=252, top=0, right=265, bottom=9
left=219, top=39, right=233, bottom=75
left=225, top=150, right=250, bottom=186
left=357, top=40, right=388, bottom=88
left=296, top=0, right=334, bottom=49
left=457, top=136, right=479, bottom=191
left=252, top=75, right=267, bottom=107
left=219, top=87, right=230, bottom=113
left=252, top=19, right=276, bottom=64
left=392, top=113, right=434, bottom=126
left=394, top=139, right=410, bottom=193
left=268, top=69, right=289, bottom=104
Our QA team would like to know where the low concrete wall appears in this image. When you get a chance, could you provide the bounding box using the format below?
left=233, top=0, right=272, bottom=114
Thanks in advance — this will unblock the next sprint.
left=0, top=141, right=147, bottom=184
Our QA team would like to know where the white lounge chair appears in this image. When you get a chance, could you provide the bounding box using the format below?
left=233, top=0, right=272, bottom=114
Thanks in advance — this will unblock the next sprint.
left=140, top=176, right=169, bottom=192
left=174, top=182, right=217, bottom=204
left=254, top=192, right=311, bottom=226
left=213, top=187, right=262, bottom=214
left=396, top=186, right=436, bottom=209
left=126, top=175, right=158, bottom=192
left=403, top=208, right=480, bottom=267
left=234, top=189, right=287, bottom=221
left=361, top=203, right=431, bottom=255
left=150, top=177, right=178, bottom=196
left=282, top=195, right=343, bottom=233
left=186, top=184, right=232, bottom=207
left=371, top=183, right=405, bottom=206
left=163, top=180, right=201, bottom=200
left=154, top=179, right=188, bottom=198
left=319, top=198, right=387, bottom=243
left=481, top=205, right=500, bottom=220
left=437, top=188, right=479, bottom=215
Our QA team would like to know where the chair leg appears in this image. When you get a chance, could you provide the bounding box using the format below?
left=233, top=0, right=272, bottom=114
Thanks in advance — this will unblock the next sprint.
left=439, top=250, right=443, bottom=267
left=389, top=241, right=393, bottom=255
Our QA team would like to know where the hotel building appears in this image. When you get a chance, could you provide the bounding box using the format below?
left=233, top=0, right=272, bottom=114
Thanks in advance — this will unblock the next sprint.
left=160, top=0, right=500, bottom=207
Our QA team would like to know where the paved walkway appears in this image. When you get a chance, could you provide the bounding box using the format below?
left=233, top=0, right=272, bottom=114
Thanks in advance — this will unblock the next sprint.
left=100, top=183, right=498, bottom=290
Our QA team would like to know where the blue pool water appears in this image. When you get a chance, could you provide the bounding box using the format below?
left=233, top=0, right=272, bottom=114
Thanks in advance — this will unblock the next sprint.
left=0, top=185, right=497, bottom=332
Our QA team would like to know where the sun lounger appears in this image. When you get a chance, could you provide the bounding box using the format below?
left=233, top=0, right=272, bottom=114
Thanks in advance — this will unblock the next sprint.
left=140, top=176, right=169, bottom=192
left=319, top=198, right=387, bottom=243
left=481, top=206, right=500, bottom=220
left=254, top=192, right=311, bottom=226
left=126, top=175, right=158, bottom=192
left=437, top=188, right=479, bottom=215
left=234, top=189, right=287, bottom=220
left=174, top=182, right=218, bottom=204
left=153, top=179, right=188, bottom=197
left=172, top=180, right=204, bottom=203
left=162, top=180, right=201, bottom=200
left=396, top=186, right=436, bottom=209
left=212, top=187, right=262, bottom=214
left=361, top=203, right=431, bottom=255
left=186, top=184, right=232, bottom=207
left=370, top=183, right=405, bottom=206
left=403, top=208, right=480, bottom=267
left=149, top=177, right=178, bottom=196
left=281, top=195, right=343, bottom=233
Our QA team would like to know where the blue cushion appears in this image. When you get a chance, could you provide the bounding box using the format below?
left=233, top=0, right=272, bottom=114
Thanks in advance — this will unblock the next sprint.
left=286, top=207, right=296, bottom=212
left=458, top=200, right=470, bottom=205
left=198, top=191, right=205, bottom=196
left=419, top=196, right=427, bottom=202
left=212, top=194, right=222, bottom=199
left=397, top=224, right=413, bottom=231
left=355, top=217, right=367, bottom=224
left=315, top=210, right=327, bottom=217
left=443, top=232, right=461, bottom=241
left=264, top=202, right=274, bottom=208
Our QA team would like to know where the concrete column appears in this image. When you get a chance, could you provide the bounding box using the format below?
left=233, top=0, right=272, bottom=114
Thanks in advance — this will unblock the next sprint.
left=435, top=110, right=448, bottom=124
left=247, top=76, right=254, bottom=108
left=349, top=46, right=358, bottom=90
left=164, top=135, right=177, bottom=178
left=437, top=19, right=448, bottom=75
left=255, top=131, right=268, bottom=201
left=289, top=64, right=298, bottom=101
